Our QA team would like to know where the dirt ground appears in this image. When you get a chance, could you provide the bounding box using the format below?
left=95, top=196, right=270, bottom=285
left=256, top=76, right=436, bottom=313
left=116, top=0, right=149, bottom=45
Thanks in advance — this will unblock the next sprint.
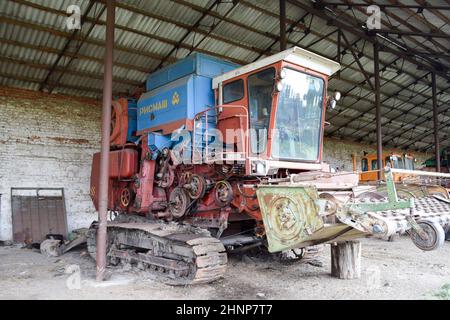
left=0, top=237, right=449, bottom=300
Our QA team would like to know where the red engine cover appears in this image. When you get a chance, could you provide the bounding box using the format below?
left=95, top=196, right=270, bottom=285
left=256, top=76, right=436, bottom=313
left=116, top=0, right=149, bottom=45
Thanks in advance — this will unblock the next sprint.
left=90, top=148, right=138, bottom=210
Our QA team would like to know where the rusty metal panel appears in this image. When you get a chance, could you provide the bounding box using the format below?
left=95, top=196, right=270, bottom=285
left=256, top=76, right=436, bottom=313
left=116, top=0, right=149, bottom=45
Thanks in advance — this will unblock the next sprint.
left=11, top=188, right=68, bottom=243
left=256, top=186, right=324, bottom=253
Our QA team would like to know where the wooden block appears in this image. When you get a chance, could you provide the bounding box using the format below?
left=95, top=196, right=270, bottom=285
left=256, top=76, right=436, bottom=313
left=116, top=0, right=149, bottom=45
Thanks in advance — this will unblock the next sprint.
left=330, top=241, right=361, bottom=279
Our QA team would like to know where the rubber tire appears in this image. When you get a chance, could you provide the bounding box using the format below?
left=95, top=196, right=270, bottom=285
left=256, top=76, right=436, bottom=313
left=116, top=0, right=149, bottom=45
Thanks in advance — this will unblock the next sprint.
left=411, top=220, right=445, bottom=251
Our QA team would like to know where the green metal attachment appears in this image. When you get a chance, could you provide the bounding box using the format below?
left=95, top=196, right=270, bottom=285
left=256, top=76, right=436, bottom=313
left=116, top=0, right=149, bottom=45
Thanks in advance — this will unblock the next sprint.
left=348, top=167, right=414, bottom=213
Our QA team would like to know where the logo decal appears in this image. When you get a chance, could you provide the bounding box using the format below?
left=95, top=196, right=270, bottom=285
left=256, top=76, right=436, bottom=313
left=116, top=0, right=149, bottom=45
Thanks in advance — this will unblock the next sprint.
left=172, top=91, right=180, bottom=105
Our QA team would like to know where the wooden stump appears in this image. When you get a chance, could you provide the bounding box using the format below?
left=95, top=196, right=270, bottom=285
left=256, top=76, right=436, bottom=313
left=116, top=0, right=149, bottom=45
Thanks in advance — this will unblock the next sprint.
left=330, top=241, right=361, bottom=279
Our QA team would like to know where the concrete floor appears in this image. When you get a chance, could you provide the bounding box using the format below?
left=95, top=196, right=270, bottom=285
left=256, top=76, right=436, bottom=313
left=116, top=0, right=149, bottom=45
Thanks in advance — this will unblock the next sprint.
left=0, top=237, right=449, bottom=300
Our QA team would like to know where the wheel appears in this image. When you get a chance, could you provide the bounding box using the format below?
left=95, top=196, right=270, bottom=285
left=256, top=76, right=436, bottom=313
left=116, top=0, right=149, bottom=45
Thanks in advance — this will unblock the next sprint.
left=187, top=174, right=206, bottom=200
left=410, top=220, right=445, bottom=251
left=214, top=181, right=233, bottom=207
left=356, top=191, right=386, bottom=201
left=169, top=187, right=190, bottom=218
left=120, top=188, right=132, bottom=207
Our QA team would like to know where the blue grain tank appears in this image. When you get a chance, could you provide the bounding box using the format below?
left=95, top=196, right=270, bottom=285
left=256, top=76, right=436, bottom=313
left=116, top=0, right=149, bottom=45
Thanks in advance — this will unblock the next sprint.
left=137, top=53, right=239, bottom=136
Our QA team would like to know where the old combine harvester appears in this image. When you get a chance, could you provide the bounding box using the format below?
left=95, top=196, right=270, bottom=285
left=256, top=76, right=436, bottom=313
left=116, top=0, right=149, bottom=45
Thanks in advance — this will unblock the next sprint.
left=88, top=47, right=450, bottom=284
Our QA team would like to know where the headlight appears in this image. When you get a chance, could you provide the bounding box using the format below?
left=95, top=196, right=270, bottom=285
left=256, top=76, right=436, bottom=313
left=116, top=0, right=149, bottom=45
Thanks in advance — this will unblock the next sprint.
left=256, top=162, right=266, bottom=175
left=329, top=99, right=337, bottom=109
left=252, top=161, right=266, bottom=176
left=334, top=91, right=341, bottom=101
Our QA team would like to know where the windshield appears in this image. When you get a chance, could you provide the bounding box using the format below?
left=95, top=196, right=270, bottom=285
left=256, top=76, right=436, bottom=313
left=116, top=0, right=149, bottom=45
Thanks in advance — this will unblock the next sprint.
left=404, top=156, right=414, bottom=170
left=390, top=155, right=404, bottom=169
left=272, top=69, right=324, bottom=161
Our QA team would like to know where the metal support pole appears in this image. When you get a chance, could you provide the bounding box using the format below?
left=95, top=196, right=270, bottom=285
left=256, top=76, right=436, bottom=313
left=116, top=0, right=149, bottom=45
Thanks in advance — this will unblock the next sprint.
left=374, top=43, right=382, bottom=180
left=337, top=29, right=341, bottom=79
left=279, top=0, right=286, bottom=51
left=432, top=72, right=441, bottom=172
left=96, top=0, right=115, bottom=281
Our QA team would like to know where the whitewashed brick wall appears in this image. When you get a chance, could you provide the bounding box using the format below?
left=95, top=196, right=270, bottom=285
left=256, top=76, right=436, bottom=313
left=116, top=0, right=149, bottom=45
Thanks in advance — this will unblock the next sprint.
left=0, top=87, right=101, bottom=240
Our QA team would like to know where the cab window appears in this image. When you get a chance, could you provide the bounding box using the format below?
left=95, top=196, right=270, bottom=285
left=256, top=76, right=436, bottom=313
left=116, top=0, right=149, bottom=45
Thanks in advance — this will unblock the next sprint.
left=361, top=158, right=368, bottom=171
left=391, top=156, right=404, bottom=169
left=371, top=160, right=378, bottom=170
left=223, top=79, right=244, bottom=104
left=404, top=157, right=414, bottom=170
left=248, top=68, right=275, bottom=154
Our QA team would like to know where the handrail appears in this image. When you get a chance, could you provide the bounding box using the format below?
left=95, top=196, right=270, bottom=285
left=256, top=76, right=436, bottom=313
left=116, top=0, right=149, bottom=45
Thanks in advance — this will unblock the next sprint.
left=193, top=105, right=249, bottom=164
left=389, top=168, right=450, bottom=178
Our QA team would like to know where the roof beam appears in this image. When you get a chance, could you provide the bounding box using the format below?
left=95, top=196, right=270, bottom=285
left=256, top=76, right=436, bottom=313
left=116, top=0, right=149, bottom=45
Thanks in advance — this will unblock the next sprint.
left=155, top=0, right=222, bottom=70
left=39, top=0, right=97, bottom=91
left=239, top=0, right=449, bottom=95
left=372, top=29, right=450, bottom=40
left=0, top=38, right=152, bottom=74
left=46, top=3, right=107, bottom=93
left=340, top=31, right=374, bottom=90
left=0, top=71, right=126, bottom=97
left=187, top=1, right=241, bottom=55
left=416, top=0, right=450, bottom=26
left=4, top=2, right=248, bottom=64
left=316, top=2, right=450, bottom=10
left=390, top=95, right=450, bottom=149
left=357, top=0, right=448, bottom=67
left=288, top=0, right=450, bottom=80
left=370, top=95, right=450, bottom=147
left=112, top=0, right=273, bottom=58
left=1, top=54, right=141, bottom=86
left=253, top=12, right=310, bottom=61
left=384, top=0, right=449, bottom=54
left=9, top=0, right=448, bottom=100
left=327, top=74, right=446, bottom=137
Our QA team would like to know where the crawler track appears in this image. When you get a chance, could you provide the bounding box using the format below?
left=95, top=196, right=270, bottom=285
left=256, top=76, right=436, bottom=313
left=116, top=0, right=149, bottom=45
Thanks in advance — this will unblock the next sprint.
left=87, top=218, right=227, bottom=285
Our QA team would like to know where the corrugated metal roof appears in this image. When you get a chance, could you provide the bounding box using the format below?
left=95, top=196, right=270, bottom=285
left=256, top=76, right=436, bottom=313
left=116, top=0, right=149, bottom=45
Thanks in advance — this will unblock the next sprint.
left=0, top=0, right=448, bottom=151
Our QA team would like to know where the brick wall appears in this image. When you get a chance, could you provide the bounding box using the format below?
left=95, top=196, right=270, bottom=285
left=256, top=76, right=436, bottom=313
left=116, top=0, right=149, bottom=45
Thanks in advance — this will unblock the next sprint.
left=0, top=86, right=101, bottom=240
left=0, top=86, right=434, bottom=240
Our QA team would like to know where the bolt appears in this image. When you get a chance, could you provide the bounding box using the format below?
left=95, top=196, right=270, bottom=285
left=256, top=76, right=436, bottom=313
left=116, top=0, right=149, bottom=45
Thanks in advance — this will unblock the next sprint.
left=373, top=224, right=384, bottom=234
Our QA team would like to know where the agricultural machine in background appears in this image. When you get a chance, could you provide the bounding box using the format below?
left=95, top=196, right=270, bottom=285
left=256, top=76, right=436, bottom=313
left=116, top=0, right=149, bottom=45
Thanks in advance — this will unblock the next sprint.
left=88, top=47, right=450, bottom=285
left=423, top=147, right=450, bottom=174
left=354, top=152, right=416, bottom=182
left=352, top=151, right=450, bottom=240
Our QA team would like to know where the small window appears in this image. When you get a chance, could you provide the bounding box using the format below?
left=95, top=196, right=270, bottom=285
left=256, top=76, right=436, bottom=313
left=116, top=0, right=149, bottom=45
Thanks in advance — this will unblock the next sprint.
left=223, top=79, right=244, bottom=104
left=361, top=158, right=368, bottom=172
left=371, top=160, right=378, bottom=170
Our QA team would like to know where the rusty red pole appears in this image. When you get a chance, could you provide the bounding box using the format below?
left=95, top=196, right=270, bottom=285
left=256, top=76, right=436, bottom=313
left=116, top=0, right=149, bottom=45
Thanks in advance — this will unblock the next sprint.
left=432, top=72, right=441, bottom=172
left=374, top=43, right=382, bottom=181
left=96, top=0, right=115, bottom=281
left=279, top=0, right=287, bottom=51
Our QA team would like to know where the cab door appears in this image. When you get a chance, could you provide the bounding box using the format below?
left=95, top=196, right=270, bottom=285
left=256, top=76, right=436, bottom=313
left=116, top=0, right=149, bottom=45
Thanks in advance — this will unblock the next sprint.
left=360, top=155, right=384, bottom=181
